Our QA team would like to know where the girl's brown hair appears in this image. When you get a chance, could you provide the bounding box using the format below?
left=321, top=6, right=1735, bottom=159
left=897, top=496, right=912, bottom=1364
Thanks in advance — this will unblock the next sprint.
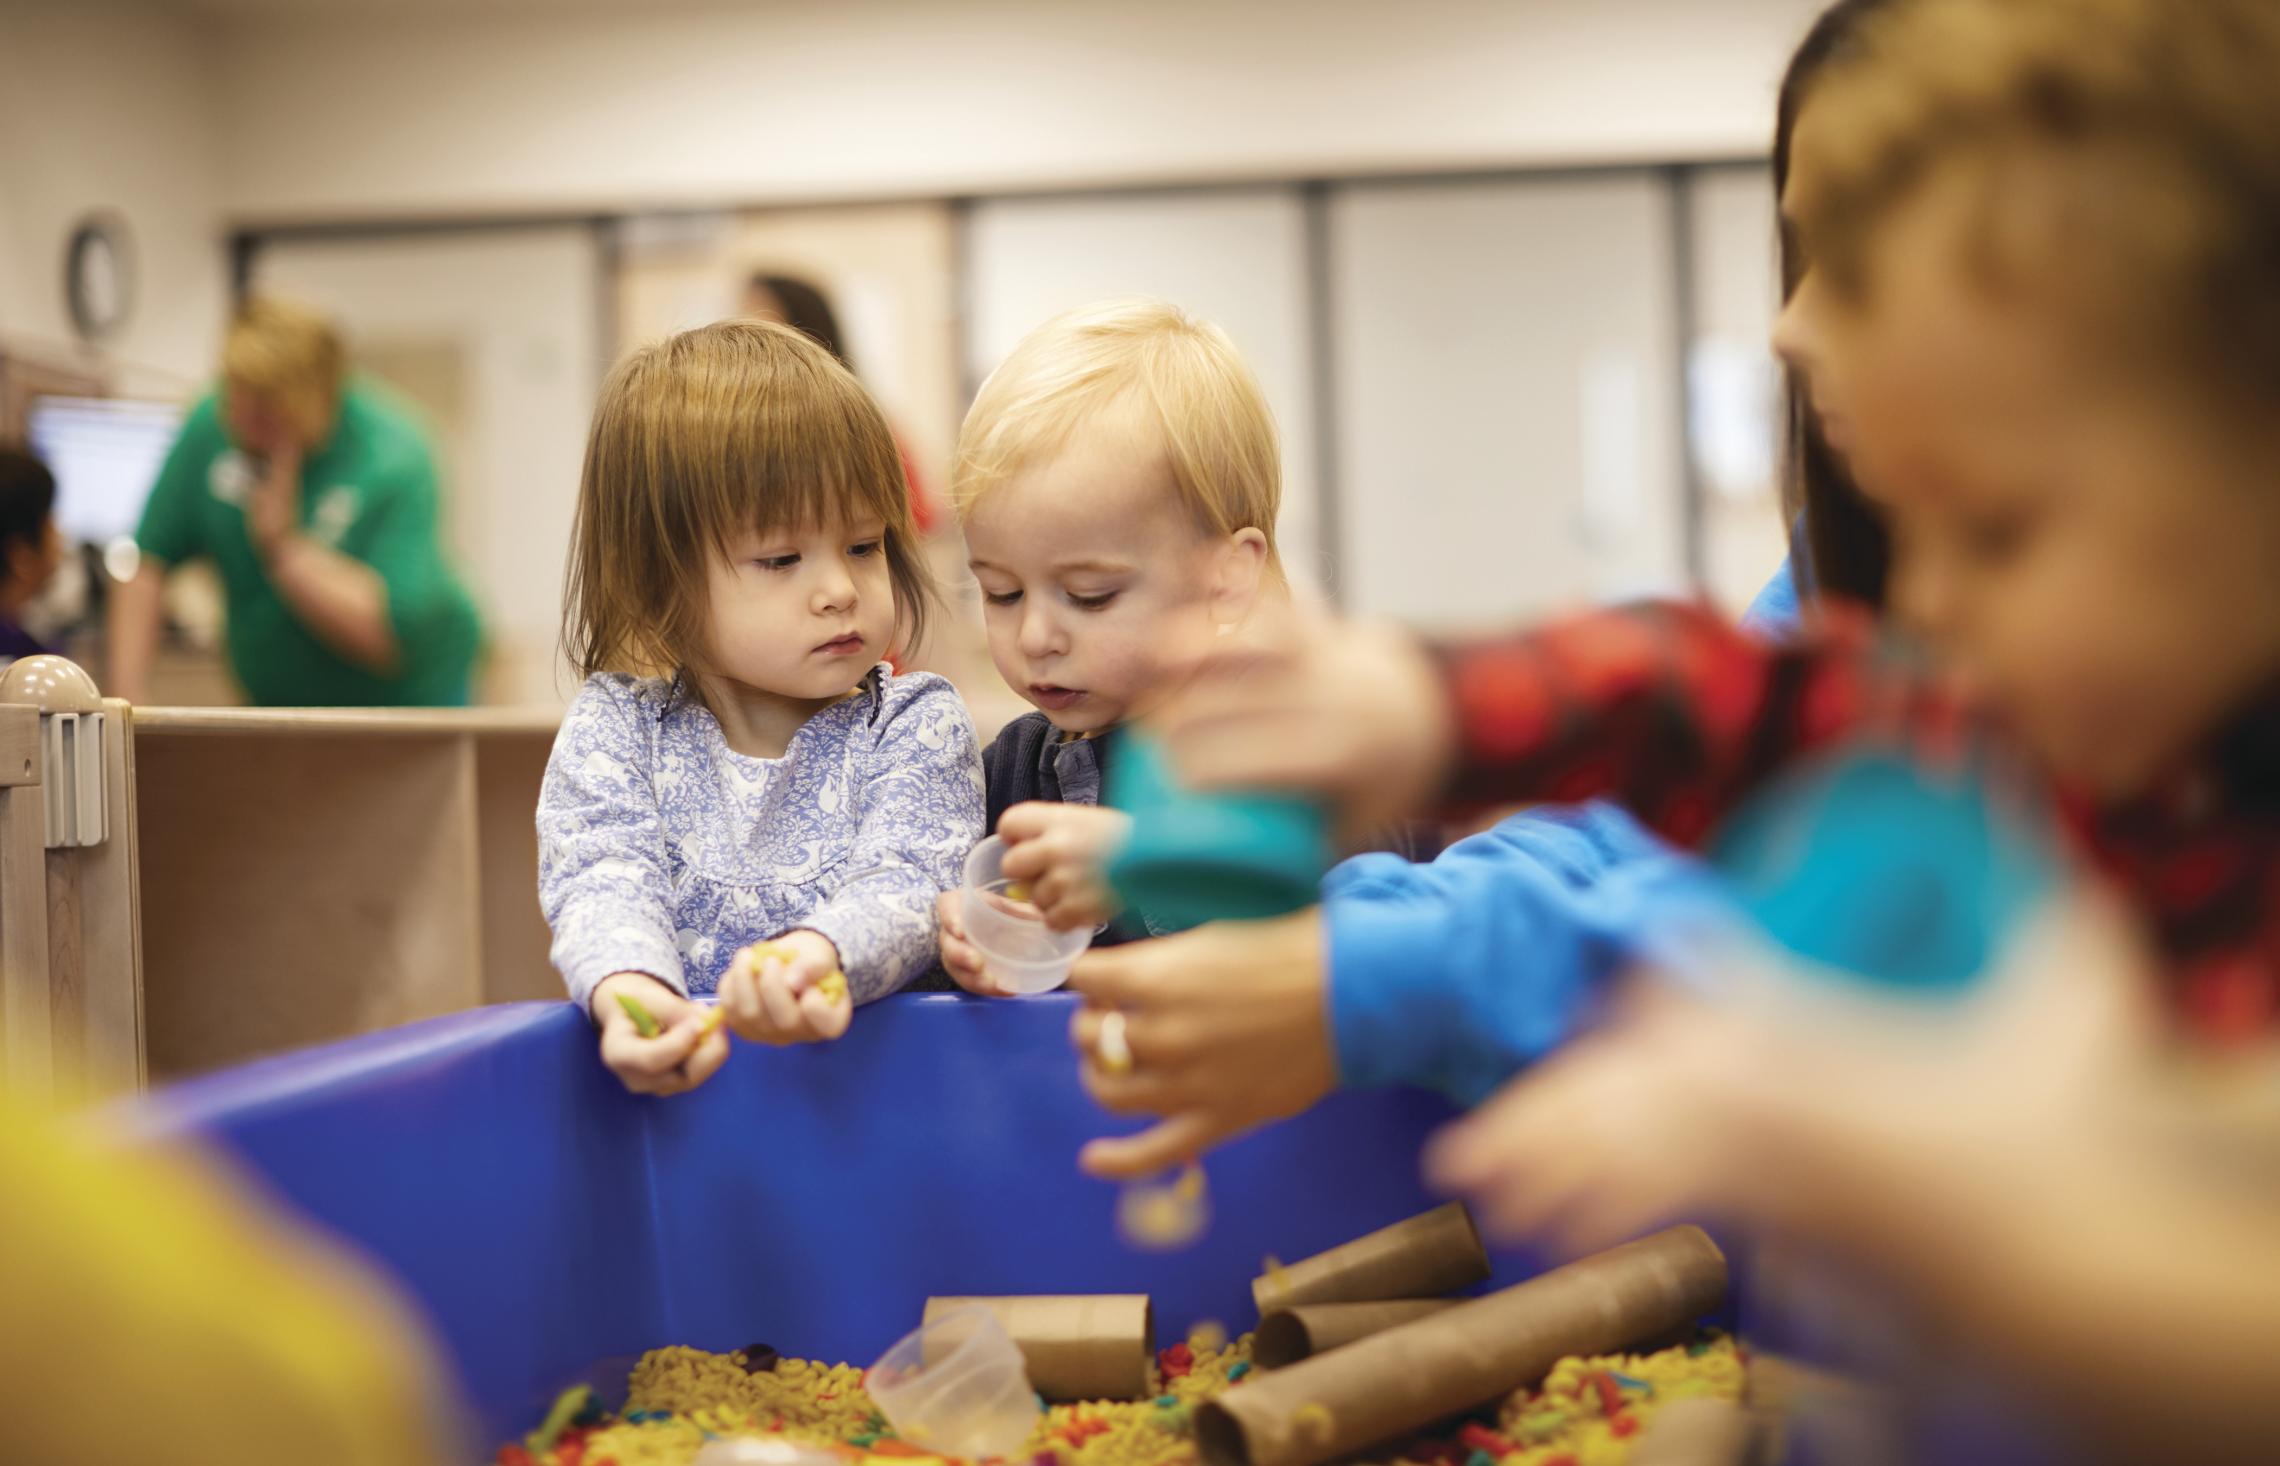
left=562, top=319, right=933, bottom=681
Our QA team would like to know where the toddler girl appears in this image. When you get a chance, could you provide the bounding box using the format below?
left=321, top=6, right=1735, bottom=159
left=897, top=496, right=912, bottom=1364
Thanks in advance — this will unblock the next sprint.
left=540, top=320, right=983, bottom=1093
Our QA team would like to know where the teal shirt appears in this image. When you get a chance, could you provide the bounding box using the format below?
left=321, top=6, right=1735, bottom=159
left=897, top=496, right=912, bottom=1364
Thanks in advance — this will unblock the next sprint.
left=138, top=382, right=482, bottom=706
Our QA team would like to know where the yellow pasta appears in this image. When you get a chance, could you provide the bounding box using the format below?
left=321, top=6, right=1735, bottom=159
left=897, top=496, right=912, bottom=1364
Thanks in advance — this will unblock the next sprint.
left=502, top=1330, right=1745, bottom=1466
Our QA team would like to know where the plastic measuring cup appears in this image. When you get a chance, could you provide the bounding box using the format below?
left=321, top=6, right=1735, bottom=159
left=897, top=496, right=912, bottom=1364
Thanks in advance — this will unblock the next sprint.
left=961, top=836, right=1092, bottom=994
left=693, top=1440, right=851, bottom=1466
left=867, top=1304, right=1040, bottom=1460
left=1706, top=745, right=2057, bottom=996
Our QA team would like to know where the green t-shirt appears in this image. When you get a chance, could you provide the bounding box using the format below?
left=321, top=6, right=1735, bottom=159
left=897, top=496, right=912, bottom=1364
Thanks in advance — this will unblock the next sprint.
left=138, top=382, right=483, bottom=707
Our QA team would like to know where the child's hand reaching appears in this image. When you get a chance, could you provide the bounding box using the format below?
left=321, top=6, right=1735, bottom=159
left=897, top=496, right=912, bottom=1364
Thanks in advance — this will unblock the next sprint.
left=1426, top=892, right=2157, bottom=1256
left=718, top=929, right=854, bottom=1045
left=998, top=802, right=1130, bottom=933
left=592, top=972, right=731, bottom=1097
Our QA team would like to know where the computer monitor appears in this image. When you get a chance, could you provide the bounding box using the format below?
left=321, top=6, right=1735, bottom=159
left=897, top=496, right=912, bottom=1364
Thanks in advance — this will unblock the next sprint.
left=24, top=395, right=184, bottom=548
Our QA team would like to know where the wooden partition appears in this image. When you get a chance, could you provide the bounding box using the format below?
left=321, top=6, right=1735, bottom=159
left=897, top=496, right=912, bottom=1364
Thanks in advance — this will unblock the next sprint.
left=129, top=707, right=561, bottom=1081
left=0, top=656, right=569, bottom=1091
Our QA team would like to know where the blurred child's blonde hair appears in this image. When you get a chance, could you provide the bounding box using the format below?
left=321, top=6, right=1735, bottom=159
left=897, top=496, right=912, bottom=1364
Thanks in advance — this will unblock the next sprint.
left=1806, top=0, right=2280, bottom=411
left=953, top=299, right=1284, bottom=577
left=563, top=319, right=932, bottom=680
left=223, top=298, right=345, bottom=441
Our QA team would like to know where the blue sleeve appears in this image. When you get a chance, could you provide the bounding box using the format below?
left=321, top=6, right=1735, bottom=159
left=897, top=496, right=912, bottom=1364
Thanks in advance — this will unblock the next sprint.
left=1320, top=557, right=1801, bottom=1108
left=1322, top=804, right=1726, bottom=1106
left=1740, top=552, right=1803, bottom=637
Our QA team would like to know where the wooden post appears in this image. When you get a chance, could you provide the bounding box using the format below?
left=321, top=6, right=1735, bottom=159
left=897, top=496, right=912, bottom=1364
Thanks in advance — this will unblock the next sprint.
left=80, top=696, right=145, bottom=1094
left=0, top=702, right=49, bottom=1097
left=0, top=658, right=144, bottom=1102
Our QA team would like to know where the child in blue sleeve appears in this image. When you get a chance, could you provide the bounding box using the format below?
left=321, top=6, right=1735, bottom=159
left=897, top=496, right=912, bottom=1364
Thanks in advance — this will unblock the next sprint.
left=1059, top=0, right=1895, bottom=1178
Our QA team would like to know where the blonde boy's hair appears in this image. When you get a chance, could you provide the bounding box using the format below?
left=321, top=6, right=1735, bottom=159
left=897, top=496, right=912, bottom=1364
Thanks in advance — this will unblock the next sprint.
left=562, top=319, right=932, bottom=681
left=222, top=298, right=345, bottom=438
left=953, top=299, right=1283, bottom=576
left=1805, top=0, right=2280, bottom=407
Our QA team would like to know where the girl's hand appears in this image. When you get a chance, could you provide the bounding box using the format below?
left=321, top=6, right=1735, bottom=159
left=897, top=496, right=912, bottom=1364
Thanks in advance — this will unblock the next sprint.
left=719, top=929, right=853, bottom=1045
left=592, top=972, right=730, bottom=1097
left=1151, top=612, right=1454, bottom=843
left=998, top=802, right=1130, bottom=933
left=937, top=889, right=1005, bottom=996
left=1065, top=910, right=1338, bottom=1178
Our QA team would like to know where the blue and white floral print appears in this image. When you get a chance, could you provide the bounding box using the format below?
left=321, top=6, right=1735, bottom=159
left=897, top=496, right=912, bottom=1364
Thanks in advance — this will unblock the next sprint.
left=538, top=666, right=983, bottom=1011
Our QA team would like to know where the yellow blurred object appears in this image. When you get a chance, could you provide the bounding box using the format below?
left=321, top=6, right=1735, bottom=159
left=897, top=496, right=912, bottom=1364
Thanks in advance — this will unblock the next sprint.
left=0, top=1089, right=464, bottom=1464
left=1117, top=1166, right=1211, bottom=1251
left=816, top=971, right=851, bottom=1005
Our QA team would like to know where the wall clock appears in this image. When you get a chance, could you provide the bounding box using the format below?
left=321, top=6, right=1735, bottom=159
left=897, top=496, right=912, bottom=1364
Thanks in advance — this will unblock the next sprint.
left=64, top=213, right=134, bottom=344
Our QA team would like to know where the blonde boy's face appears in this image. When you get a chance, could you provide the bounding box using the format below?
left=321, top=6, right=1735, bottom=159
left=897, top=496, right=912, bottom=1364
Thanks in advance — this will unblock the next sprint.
left=965, top=418, right=1229, bottom=737
left=701, top=515, right=896, bottom=703
left=1828, top=173, right=2280, bottom=798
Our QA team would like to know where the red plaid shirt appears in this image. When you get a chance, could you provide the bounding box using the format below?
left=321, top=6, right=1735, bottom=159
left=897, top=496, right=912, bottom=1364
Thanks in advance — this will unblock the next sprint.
left=1434, top=601, right=2280, bottom=1043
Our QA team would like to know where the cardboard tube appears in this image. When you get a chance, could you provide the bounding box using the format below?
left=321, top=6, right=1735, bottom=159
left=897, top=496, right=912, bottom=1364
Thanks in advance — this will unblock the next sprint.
left=1198, top=1226, right=1728, bottom=1466
left=1630, top=1397, right=1754, bottom=1466
left=1252, top=1301, right=1458, bottom=1369
left=1251, top=1202, right=1490, bottom=1316
left=924, top=1296, right=1154, bottom=1402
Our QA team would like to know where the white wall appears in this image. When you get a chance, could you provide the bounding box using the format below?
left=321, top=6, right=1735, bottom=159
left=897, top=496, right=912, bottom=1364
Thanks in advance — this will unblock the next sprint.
left=211, top=0, right=1825, bottom=223
left=1330, top=175, right=1688, bottom=628
left=0, top=1, right=227, bottom=399
left=1685, top=165, right=1790, bottom=613
left=964, top=190, right=1326, bottom=593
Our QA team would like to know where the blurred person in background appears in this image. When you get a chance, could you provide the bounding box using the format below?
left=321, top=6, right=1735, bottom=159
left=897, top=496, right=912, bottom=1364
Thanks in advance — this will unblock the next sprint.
left=0, top=447, right=64, bottom=665
left=745, top=270, right=1020, bottom=720
left=108, top=298, right=482, bottom=707
left=744, top=272, right=939, bottom=535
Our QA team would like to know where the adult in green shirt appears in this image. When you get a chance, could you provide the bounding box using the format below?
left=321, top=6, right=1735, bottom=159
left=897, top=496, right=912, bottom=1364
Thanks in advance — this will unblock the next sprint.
left=109, top=299, right=482, bottom=707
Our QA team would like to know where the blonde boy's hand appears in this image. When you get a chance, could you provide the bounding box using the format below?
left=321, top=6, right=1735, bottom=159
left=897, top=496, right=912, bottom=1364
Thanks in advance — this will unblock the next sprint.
left=937, top=889, right=1006, bottom=996
left=592, top=971, right=731, bottom=1097
left=998, top=802, right=1130, bottom=933
left=719, top=928, right=853, bottom=1045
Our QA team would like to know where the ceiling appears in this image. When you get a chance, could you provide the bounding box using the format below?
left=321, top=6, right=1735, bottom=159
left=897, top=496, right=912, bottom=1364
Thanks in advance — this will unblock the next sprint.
left=148, top=0, right=775, bottom=17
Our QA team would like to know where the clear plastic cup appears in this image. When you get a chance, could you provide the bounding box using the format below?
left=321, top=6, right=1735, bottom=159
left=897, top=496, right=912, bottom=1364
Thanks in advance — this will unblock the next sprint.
left=961, top=836, right=1093, bottom=995
left=693, top=1440, right=850, bottom=1466
left=866, top=1304, right=1040, bottom=1460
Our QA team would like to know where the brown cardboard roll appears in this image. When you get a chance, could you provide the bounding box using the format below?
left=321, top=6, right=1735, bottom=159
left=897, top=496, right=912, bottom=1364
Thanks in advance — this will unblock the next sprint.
left=1199, top=1226, right=1728, bottom=1466
left=1251, top=1202, right=1490, bottom=1316
left=1630, top=1397, right=1755, bottom=1466
left=924, top=1295, right=1154, bottom=1402
left=1252, top=1300, right=1458, bottom=1369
